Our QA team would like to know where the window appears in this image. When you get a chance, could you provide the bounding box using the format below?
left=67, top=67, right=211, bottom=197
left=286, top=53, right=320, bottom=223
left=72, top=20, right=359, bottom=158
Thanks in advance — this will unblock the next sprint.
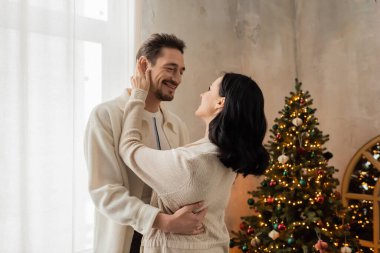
left=0, top=0, right=135, bottom=252
left=342, top=135, right=380, bottom=253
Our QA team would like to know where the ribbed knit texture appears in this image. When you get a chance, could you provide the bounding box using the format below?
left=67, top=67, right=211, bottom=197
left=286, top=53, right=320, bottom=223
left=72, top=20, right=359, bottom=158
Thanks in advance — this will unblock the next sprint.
left=84, top=89, right=189, bottom=253
left=119, top=89, right=237, bottom=252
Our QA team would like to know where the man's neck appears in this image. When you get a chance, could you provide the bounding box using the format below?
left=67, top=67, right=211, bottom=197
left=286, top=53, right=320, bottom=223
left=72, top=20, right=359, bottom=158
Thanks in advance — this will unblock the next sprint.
left=144, top=92, right=161, bottom=113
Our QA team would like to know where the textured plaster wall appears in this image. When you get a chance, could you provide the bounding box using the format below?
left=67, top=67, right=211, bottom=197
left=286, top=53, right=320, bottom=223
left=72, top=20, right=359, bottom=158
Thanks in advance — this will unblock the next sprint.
left=137, top=0, right=380, bottom=242
left=295, top=0, right=380, bottom=184
left=138, top=0, right=296, bottom=234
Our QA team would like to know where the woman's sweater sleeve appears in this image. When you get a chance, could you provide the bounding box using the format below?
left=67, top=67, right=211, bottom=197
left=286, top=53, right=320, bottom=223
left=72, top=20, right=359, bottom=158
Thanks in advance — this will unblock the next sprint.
left=119, top=89, right=192, bottom=195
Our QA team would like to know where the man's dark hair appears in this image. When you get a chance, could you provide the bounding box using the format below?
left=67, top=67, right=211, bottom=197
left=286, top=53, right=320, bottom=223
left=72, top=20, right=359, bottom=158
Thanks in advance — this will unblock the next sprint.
left=208, top=73, right=270, bottom=176
left=136, top=33, right=186, bottom=65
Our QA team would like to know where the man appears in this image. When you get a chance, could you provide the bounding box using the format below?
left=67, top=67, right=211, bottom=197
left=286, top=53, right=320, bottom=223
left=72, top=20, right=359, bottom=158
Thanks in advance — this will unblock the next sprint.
left=84, top=33, right=207, bottom=253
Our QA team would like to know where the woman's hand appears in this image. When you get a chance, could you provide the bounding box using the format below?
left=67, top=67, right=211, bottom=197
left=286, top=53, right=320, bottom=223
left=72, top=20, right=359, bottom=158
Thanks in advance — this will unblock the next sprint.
left=131, top=57, right=151, bottom=91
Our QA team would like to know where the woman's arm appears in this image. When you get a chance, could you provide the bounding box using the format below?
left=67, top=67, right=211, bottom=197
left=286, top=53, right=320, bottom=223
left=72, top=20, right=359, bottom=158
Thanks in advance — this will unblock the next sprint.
left=119, top=89, right=193, bottom=194
left=119, top=58, right=194, bottom=194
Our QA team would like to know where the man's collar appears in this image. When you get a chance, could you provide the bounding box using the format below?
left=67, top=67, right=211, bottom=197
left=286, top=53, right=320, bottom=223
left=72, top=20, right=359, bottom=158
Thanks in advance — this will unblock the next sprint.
left=117, top=89, right=179, bottom=135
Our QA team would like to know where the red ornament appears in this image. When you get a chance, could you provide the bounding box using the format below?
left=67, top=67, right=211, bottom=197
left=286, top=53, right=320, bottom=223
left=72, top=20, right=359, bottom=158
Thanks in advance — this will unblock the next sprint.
left=276, top=133, right=282, bottom=140
left=297, top=147, right=306, bottom=155
left=240, top=222, right=247, bottom=230
left=314, top=239, right=328, bottom=253
left=266, top=197, right=274, bottom=204
left=317, top=169, right=325, bottom=175
left=269, top=180, right=277, bottom=187
left=278, top=223, right=286, bottom=231
left=315, top=195, right=324, bottom=203
left=300, top=98, right=305, bottom=105
left=247, top=226, right=255, bottom=235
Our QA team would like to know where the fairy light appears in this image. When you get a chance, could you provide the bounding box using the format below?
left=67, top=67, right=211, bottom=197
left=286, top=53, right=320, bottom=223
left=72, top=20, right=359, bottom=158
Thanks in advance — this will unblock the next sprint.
left=231, top=82, right=361, bottom=252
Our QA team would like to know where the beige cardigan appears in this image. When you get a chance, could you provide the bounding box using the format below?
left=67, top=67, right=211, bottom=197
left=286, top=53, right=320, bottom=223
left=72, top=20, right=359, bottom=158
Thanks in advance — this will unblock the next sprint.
left=84, top=89, right=189, bottom=253
left=119, top=89, right=236, bottom=252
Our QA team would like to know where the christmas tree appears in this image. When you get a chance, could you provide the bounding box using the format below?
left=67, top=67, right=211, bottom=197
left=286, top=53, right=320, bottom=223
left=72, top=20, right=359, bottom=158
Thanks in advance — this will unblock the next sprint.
left=230, top=79, right=361, bottom=253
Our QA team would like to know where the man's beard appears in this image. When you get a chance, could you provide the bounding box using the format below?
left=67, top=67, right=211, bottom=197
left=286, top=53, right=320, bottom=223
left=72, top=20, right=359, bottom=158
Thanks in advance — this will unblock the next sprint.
left=152, top=81, right=175, bottom=101
left=154, top=89, right=174, bottom=101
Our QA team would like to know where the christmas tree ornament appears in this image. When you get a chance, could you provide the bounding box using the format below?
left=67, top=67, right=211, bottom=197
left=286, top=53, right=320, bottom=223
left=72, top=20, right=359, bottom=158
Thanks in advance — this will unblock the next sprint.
left=287, top=237, right=295, bottom=245
left=278, top=223, right=286, bottom=231
left=292, top=117, right=303, bottom=126
left=247, top=198, right=255, bottom=205
left=315, top=195, right=324, bottom=203
left=250, top=236, right=260, bottom=247
left=229, top=240, right=235, bottom=248
left=314, top=239, right=328, bottom=252
left=240, top=222, right=247, bottom=230
left=340, top=246, right=352, bottom=253
left=278, top=154, right=289, bottom=164
left=297, top=147, right=307, bottom=155
left=229, top=79, right=360, bottom=253
left=317, top=169, right=325, bottom=175
left=241, top=244, right=248, bottom=252
left=300, top=98, right=305, bottom=104
left=269, top=180, right=277, bottom=187
left=266, top=197, right=274, bottom=204
left=247, top=226, right=255, bottom=235
left=268, top=230, right=280, bottom=240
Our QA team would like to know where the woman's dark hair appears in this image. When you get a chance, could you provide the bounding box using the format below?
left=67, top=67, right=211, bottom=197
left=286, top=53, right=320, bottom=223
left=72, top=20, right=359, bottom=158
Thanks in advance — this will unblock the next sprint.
left=136, top=33, right=186, bottom=65
left=208, top=73, right=269, bottom=176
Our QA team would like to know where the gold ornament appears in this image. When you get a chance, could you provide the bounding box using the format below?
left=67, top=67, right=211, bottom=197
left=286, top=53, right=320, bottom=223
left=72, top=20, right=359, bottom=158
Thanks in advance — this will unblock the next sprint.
left=250, top=236, right=260, bottom=247
left=292, top=117, right=303, bottom=126
left=268, top=230, right=280, bottom=240
left=278, top=154, right=289, bottom=164
left=340, top=246, right=352, bottom=253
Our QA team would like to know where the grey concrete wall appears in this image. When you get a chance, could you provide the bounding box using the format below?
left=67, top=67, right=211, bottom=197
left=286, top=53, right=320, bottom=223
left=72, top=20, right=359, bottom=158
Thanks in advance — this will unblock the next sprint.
left=138, top=0, right=296, bottom=234
left=295, top=0, right=380, bottom=184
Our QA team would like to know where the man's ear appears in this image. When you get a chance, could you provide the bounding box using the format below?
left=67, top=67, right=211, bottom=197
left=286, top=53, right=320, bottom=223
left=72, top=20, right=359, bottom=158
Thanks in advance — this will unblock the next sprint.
left=138, top=56, right=149, bottom=72
left=215, top=97, right=225, bottom=110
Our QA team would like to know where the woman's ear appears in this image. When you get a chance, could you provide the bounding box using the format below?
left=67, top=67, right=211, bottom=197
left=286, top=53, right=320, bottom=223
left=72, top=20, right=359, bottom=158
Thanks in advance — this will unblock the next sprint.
left=215, top=97, right=225, bottom=110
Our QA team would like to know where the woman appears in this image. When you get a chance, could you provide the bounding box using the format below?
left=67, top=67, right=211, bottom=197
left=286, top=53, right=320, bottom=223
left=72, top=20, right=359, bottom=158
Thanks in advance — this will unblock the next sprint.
left=119, top=60, right=269, bottom=253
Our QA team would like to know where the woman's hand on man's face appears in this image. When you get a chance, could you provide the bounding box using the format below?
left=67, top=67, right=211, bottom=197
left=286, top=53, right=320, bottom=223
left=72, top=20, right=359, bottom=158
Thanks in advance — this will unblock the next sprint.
left=131, top=56, right=151, bottom=91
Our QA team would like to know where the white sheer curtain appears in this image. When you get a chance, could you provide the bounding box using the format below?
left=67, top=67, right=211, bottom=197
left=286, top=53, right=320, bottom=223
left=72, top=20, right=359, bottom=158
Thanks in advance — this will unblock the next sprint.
left=0, top=0, right=135, bottom=252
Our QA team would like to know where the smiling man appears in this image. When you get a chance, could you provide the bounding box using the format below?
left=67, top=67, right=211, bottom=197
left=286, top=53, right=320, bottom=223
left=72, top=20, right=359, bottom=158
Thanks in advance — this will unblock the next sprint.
left=84, top=33, right=207, bottom=253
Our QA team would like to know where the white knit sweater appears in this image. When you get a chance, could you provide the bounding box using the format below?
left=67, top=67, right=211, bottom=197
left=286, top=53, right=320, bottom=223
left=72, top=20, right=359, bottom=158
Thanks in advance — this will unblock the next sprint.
left=119, top=89, right=236, bottom=252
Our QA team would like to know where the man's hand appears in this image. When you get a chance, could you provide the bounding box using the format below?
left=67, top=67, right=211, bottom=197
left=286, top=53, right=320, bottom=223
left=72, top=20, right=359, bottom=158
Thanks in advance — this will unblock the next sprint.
left=153, top=201, right=208, bottom=235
